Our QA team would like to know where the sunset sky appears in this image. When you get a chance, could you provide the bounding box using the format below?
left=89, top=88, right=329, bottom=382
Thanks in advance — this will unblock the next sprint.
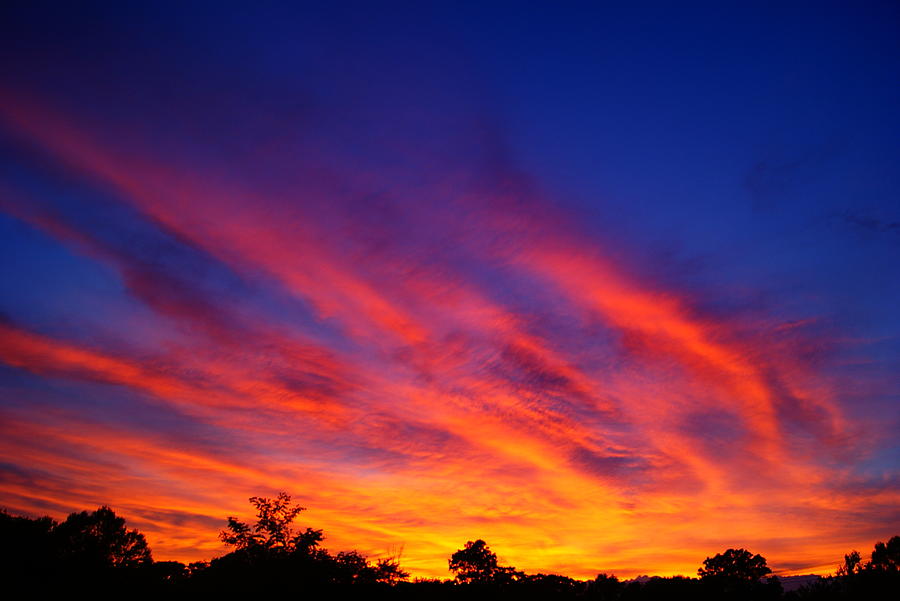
left=1, top=1, right=898, bottom=580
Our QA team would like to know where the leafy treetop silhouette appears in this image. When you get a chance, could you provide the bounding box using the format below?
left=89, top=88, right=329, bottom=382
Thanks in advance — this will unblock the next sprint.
left=698, top=548, right=771, bottom=581
left=837, top=550, right=862, bottom=576
left=54, top=505, right=152, bottom=569
left=449, top=539, right=519, bottom=584
left=215, top=492, right=408, bottom=586
left=870, top=535, right=900, bottom=571
left=220, top=492, right=323, bottom=554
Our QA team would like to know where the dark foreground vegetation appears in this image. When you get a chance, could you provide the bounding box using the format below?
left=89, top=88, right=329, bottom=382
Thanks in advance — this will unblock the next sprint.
left=1, top=492, right=897, bottom=599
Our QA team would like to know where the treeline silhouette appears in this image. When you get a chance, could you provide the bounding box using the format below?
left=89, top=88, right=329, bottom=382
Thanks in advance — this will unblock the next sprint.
left=1, top=492, right=897, bottom=599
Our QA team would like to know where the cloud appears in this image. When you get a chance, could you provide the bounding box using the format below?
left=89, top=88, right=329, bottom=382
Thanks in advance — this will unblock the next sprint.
left=842, top=211, right=900, bottom=237
left=0, top=87, right=896, bottom=580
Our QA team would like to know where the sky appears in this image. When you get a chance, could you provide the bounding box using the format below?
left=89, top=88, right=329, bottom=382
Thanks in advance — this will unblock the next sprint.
left=0, top=0, right=898, bottom=580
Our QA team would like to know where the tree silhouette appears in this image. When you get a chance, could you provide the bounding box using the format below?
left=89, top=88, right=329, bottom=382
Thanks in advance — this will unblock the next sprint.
left=209, top=492, right=407, bottom=590
left=588, top=573, right=622, bottom=600
left=870, top=535, right=900, bottom=571
left=449, top=539, right=497, bottom=583
left=220, top=492, right=323, bottom=554
left=836, top=549, right=862, bottom=576
left=54, top=506, right=152, bottom=569
left=373, top=556, right=410, bottom=585
left=0, top=508, right=57, bottom=576
left=5, top=496, right=894, bottom=597
left=698, top=548, right=771, bottom=581
left=448, top=539, right=518, bottom=584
